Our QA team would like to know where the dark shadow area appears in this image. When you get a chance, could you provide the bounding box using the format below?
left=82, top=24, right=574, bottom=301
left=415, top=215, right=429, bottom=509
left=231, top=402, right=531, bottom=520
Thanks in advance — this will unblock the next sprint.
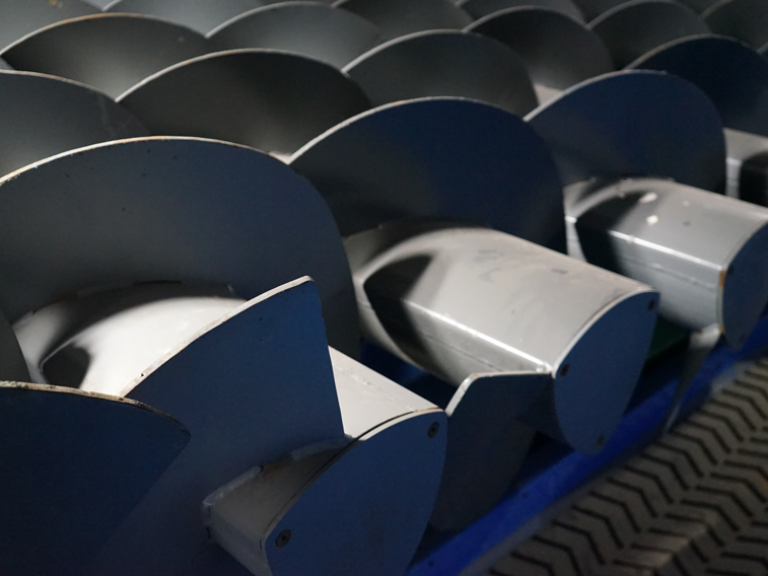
left=574, top=186, right=648, bottom=275
left=41, top=344, right=91, bottom=389
left=739, top=151, right=768, bottom=206
left=363, top=254, right=445, bottom=375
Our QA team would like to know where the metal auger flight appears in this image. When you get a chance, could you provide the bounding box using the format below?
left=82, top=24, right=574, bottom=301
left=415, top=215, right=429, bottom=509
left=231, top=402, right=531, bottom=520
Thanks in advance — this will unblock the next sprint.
left=0, top=137, right=447, bottom=576
left=322, top=19, right=768, bottom=443
left=458, top=0, right=585, bottom=20
left=0, top=0, right=99, bottom=52
left=703, top=0, right=768, bottom=56
left=327, top=18, right=768, bottom=350
left=343, top=29, right=538, bottom=113
left=467, top=6, right=614, bottom=102
left=469, top=4, right=768, bottom=223
left=0, top=70, right=147, bottom=176
left=207, top=2, right=384, bottom=69
left=462, top=9, right=768, bottom=344
left=6, top=0, right=767, bottom=569
left=117, top=49, right=371, bottom=158
left=563, top=0, right=768, bottom=208
left=588, top=0, right=709, bottom=68
left=290, top=98, right=660, bottom=530
left=334, top=0, right=473, bottom=40
left=0, top=13, right=210, bottom=99
left=0, top=380, right=190, bottom=576
left=61, top=16, right=658, bottom=530
left=103, top=0, right=272, bottom=35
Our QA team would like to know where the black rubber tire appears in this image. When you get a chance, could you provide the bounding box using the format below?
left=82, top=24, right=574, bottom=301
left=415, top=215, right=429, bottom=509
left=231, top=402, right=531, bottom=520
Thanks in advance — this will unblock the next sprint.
left=487, top=359, right=768, bottom=576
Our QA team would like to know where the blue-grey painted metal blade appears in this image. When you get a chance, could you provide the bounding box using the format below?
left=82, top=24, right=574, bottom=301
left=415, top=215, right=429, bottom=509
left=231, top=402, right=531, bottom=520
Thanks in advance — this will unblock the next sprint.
left=663, top=324, right=721, bottom=427
left=589, top=0, right=710, bottom=68
left=674, top=0, right=722, bottom=13
left=526, top=70, right=726, bottom=191
left=334, top=0, right=472, bottom=40
left=703, top=0, right=768, bottom=58
left=0, top=0, right=98, bottom=52
left=344, top=30, right=537, bottom=115
left=0, top=70, right=147, bottom=177
left=458, top=0, right=585, bottom=21
left=260, top=358, right=447, bottom=576
left=119, top=49, right=370, bottom=156
left=104, top=0, right=266, bottom=34
left=0, top=14, right=209, bottom=99
left=467, top=7, right=613, bottom=90
left=569, top=0, right=627, bottom=20
left=0, top=137, right=358, bottom=356
left=430, top=372, right=544, bottom=531
left=629, top=35, right=768, bottom=137
left=290, top=97, right=566, bottom=252
left=0, top=382, right=189, bottom=576
left=208, top=1, right=383, bottom=68
left=91, top=278, right=347, bottom=575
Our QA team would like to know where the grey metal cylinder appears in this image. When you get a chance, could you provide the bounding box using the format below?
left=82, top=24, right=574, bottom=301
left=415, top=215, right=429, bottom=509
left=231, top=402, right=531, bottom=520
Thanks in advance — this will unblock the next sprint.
left=346, top=224, right=659, bottom=452
left=566, top=177, right=768, bottom=347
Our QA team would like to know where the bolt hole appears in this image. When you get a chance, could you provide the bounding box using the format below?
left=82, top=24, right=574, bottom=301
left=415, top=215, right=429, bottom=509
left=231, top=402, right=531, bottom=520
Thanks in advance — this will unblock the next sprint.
left=427, top=422, right=439, bottom=438
left=276, top=529, right=291, bottom=548
left=597, top=434, right=606, bottom=447
left=560, top=364, right=569, bottom=377
left=648, top=300, right=655, bottom=311
left=728, top=266, right=735, bottom=275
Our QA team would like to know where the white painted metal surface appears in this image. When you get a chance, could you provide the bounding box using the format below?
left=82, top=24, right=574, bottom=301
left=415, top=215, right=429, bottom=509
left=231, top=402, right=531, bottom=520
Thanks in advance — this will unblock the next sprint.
left=15, top=277, right=446, bottom=576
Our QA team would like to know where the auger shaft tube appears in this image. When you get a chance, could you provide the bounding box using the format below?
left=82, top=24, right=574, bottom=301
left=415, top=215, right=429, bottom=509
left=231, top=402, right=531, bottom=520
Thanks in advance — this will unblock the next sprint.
left=566, top=177, right=768, bottom=347
left=347, top=225, right=659, bottom=452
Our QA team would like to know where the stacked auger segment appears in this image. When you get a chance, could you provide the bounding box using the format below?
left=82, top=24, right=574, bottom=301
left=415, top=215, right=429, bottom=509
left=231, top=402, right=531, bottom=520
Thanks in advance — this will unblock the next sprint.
left=2, top=0, right=768, bottom=573
left=0, top=122, right=447, bottom=576
left=465, top=0, right=768, bottom=205
left=0, top=16, right=446, bottom=574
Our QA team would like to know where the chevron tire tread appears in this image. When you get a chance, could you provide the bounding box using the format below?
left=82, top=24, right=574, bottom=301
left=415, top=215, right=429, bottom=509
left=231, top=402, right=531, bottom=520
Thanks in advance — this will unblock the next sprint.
left=485, top=358, right=768, bottom=576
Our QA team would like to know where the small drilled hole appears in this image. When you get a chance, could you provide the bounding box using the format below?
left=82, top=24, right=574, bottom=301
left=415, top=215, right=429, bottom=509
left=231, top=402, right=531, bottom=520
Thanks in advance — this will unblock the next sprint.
left=276, top=529, right=291, bottom=548
left=559, top=364, right=569, bottom=377
left=427, top=422, right=439, bottom=438
left=597, top=434, right=606, bottom=447
left=648, top=300, right=655, bottom=311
